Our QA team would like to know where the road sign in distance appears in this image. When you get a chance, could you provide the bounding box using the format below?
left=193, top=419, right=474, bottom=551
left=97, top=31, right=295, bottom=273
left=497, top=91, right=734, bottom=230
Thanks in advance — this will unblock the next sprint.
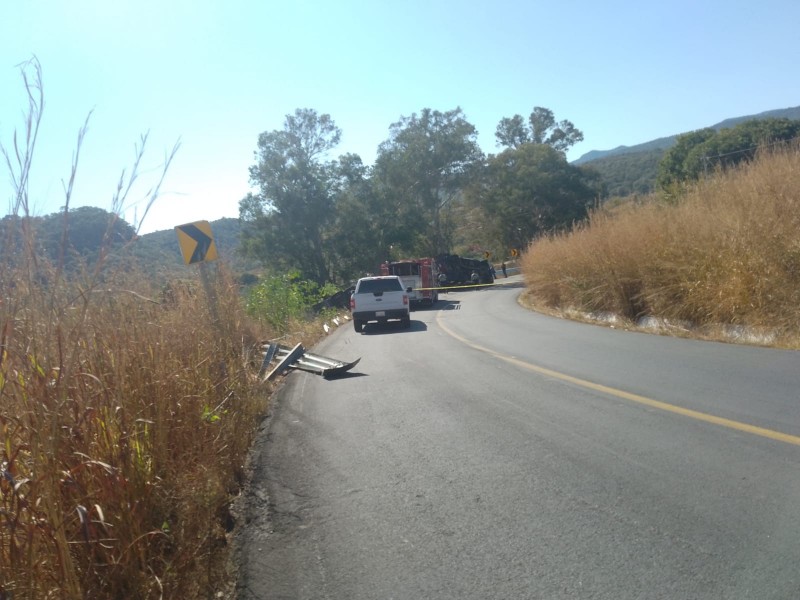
left=175, top=220, right=218, bottom=264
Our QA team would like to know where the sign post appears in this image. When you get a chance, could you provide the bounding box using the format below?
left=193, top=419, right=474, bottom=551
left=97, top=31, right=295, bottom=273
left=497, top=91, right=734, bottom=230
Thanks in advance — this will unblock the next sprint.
left=175, top=220, right=221, bottom=326
left=175, top=220, right=228, bottom=384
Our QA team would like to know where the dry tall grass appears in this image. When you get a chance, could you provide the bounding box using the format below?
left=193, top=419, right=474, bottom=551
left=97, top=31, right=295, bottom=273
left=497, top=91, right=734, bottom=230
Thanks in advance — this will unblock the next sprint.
left=522, top=146, right=800, bottom=343
left=1, top=58, right=271, bottom=598
left=1, top=263, right=267, bottom=598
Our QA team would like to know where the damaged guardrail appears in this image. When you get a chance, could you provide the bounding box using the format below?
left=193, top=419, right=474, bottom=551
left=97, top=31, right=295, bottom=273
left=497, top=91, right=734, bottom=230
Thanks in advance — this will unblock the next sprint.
left=258, top=342, right=361, bottom=381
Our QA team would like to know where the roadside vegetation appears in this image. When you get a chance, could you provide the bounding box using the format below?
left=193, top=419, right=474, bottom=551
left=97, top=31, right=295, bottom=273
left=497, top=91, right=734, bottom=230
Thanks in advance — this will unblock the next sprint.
left=0, top=257, right=262, bottom=598
left=0, top=223, right=331, bottom=597
left=0, top=59, right=334, bottom=599
left=245, top=270, right=339, bottom=334
left=521, top=145, right=800, bottom=347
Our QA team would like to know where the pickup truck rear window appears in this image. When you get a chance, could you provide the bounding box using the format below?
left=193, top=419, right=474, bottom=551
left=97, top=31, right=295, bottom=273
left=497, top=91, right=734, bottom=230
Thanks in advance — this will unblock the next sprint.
left=357, top=279, right=403, bottom=294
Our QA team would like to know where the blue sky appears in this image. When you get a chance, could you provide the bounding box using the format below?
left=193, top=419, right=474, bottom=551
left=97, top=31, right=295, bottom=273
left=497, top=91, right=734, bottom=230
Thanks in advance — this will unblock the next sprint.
left=2, top=0, right=799, bottom=234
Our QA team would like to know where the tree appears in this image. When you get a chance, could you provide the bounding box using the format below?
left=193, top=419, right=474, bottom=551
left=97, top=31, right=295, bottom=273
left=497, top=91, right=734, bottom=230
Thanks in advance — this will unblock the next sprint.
left=324, top=153, right=403, bottom=280
left=494, top=115, right=528, bottom=149
left=373, top=108, right=483, bottom=257
left=495, top=107, right=584, bottom=153
left=467, top=143, right=599, bottom=252
left=240, top=109, right=341, bottom=284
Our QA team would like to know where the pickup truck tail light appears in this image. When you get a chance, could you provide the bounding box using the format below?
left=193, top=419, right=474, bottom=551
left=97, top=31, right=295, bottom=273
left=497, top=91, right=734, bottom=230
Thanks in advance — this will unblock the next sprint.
left=403, top=295, right=409, bottom=306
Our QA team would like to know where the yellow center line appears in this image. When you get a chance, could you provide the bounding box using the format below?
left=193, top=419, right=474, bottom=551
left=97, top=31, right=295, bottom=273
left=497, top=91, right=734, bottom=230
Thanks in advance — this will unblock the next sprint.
left=415, top=278, right=522, bottom=292
left=436, top=313, right=800, bottom=447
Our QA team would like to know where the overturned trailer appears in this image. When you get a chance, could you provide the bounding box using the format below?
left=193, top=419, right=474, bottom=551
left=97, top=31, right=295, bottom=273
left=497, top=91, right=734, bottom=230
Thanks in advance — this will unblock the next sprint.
left=435, top=254, right=494, bottom=286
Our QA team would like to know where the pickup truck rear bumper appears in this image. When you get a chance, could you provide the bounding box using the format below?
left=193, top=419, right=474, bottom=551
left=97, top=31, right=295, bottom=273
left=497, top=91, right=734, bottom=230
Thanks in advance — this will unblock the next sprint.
left=352, top=309, right=409, bottom=322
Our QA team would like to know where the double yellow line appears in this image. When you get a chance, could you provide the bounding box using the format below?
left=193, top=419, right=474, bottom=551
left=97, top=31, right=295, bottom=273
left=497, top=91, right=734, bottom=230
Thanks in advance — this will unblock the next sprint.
left=436, top=315, right=800, bottom=447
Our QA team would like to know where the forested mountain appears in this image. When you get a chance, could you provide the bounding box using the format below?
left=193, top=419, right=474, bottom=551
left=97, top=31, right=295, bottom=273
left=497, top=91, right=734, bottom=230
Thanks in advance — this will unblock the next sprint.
left=576, top=106, right=800, bottom=197
left=130, top=217, right=254, bottom=274
left=581, top=149, right=666, bottom=198
left=575, top=106, right=800, bottom=165
left=0, top=210, right=254, bottom=280
left=116, top=216, right=260, bottom=281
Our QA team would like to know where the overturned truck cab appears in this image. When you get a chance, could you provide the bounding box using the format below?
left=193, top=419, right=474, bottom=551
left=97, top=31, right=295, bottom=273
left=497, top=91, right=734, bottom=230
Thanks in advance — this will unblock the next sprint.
left=435, top=253, right=494, bottom=286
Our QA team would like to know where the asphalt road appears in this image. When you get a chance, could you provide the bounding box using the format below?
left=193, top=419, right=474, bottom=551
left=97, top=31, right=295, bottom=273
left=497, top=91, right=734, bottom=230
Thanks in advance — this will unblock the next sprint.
left=236, top=277, right=800, bottom=599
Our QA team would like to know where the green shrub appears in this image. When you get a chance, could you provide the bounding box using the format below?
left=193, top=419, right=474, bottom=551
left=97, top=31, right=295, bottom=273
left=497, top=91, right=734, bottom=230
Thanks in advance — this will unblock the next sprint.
left=245, top=270, right=339, bottom=333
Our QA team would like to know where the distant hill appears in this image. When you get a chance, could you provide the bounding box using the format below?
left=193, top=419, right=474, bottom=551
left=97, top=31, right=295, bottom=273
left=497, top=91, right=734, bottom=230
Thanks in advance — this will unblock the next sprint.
left=574, top=135, right=675, bottom=166
left=574, top=106, right=800, bottom=165
left=579, top=148, right=667, bottom=198
left=0, top=209, right=259, bottom=283
left=573, top=106, right=800, bottom=197
left=128, top=217, right=259, bottom=278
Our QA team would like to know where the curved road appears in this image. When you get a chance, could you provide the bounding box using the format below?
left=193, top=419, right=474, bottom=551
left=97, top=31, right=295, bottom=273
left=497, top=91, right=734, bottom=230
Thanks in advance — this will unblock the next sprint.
left=236, top=277, right=800, bottom=599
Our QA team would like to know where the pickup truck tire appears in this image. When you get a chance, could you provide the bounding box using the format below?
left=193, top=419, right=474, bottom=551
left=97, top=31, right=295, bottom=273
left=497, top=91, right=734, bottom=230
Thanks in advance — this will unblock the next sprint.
left=401, top=315, right=411, bottom=329
left=353, top=319, right=364, bottom=333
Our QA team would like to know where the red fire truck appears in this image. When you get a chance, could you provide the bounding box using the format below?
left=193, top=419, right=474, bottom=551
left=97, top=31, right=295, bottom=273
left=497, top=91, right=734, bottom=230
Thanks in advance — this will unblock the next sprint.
left=380, top=258, right=440, bottom=306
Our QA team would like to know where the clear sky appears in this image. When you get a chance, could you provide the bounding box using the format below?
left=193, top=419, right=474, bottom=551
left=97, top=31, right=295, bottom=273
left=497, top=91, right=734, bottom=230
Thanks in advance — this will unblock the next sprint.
left=2, top=0, right=799, bottom=234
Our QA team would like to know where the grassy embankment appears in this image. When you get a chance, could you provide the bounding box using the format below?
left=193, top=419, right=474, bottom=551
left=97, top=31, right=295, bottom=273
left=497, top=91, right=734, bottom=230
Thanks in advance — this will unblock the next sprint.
left=521, top=146, right=800, bottom=347
left=0, top=60, right=327, bottom=598
left=0, top=242, right=328, bottom=598
left=1, top=256, right=262, bottom=598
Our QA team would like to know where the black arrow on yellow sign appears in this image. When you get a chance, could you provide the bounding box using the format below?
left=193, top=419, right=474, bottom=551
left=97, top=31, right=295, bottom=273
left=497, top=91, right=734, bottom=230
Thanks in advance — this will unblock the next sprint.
left=175, top=221, right=218, bottom=264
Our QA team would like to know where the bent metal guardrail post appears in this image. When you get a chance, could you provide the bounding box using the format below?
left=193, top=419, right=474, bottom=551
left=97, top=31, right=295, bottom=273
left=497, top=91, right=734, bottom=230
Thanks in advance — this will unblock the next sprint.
left=260, top=342, right=361, bottom=381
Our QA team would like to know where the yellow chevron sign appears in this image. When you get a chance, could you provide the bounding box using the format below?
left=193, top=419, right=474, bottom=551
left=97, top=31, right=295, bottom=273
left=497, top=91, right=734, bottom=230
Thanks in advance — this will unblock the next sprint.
left=175, top=221, right=218, bottom=264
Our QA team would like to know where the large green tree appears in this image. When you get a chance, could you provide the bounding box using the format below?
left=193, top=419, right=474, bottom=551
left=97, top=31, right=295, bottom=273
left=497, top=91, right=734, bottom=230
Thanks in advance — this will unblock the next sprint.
left=324, top=153, right=405, bottom=280
left=373, top=107, right=483, bottom=257
left=468, top=143, right=599, bottom=252
left=240, top=109, right=342, bottom=284
left=495, top=107, right=584, bottom=153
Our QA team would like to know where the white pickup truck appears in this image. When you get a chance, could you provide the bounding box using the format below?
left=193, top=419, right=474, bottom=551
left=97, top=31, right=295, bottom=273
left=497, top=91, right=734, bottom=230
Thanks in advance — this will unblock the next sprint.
left=349, top=275, right=411, bottom=332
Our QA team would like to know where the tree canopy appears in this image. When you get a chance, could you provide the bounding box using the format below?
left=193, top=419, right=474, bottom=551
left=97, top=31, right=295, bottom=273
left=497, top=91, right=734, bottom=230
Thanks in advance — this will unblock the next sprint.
left=240, top=108, right=342, bottom=284
left=467, top=144, right=600, bottom=253
left=495, top=107, right=584, bottom=153
left=325, top=153, right=398, bottom=281
left=373, top=107, right=483, bottom=257
left=240, top=105, right=596, bottom=284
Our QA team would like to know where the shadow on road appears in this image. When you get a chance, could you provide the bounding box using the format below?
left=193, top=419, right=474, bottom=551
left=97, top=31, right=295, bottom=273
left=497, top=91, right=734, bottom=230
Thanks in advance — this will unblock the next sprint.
left=324, top=371, right=368, bottom=380
left=495, top=280, right=526, bottom=289
left=362, top=320, right=428, bottom=335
